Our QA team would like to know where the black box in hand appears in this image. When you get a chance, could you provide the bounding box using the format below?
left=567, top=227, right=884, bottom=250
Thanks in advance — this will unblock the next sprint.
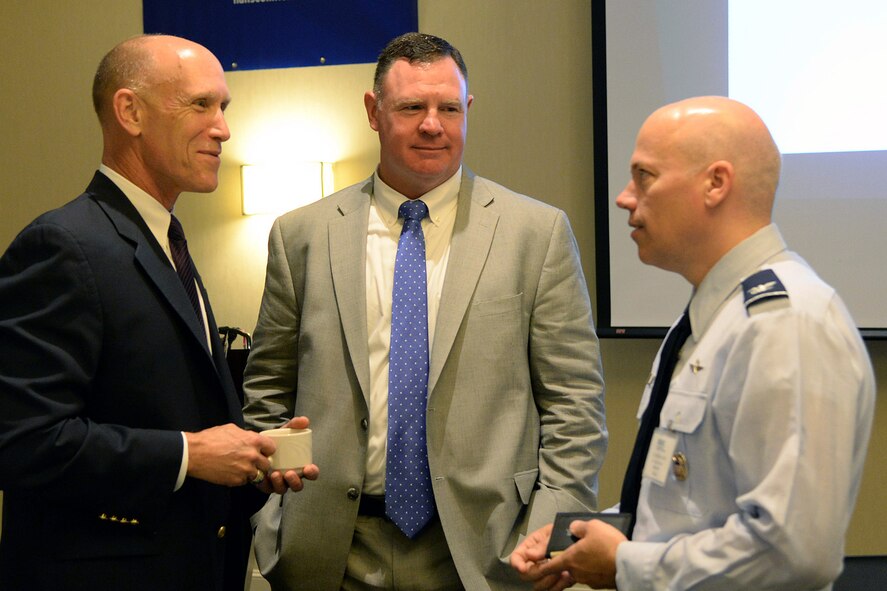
left=545, top=512, right=632, bottom=557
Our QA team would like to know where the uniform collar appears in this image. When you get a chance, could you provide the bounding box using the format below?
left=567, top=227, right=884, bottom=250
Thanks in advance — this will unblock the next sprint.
left=689, top=224, right=788, bottom=339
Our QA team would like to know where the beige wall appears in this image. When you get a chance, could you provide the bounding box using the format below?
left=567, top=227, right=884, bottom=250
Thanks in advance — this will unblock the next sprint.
left=1, top=0, right=884, bottom=555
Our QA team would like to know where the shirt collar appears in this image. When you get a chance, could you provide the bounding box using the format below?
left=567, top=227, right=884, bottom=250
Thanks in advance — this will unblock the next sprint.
left=99, top=164, right=173, bottom=247
left=689, top=223, right=788, bottom=338
left=372, top=166, right=462, bottom=227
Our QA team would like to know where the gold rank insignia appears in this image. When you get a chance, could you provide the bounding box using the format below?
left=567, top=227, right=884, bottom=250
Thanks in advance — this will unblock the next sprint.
left=672, top=452, right=689, bottom=481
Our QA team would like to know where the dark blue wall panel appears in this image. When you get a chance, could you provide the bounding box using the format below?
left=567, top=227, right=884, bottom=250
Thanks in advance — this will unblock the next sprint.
left=144, top=0, right=418, bottom=71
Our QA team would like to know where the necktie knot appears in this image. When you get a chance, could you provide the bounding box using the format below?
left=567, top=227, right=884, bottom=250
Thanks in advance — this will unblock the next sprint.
left=673, top=311, right=692, bottom=343
left=398, top=199, right=429, bottom=223
left=168, top=215, right=186, bottom=243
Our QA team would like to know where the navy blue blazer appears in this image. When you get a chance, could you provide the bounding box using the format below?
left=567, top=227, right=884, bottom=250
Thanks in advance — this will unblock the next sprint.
left=0, top=172, right=253, bottom=590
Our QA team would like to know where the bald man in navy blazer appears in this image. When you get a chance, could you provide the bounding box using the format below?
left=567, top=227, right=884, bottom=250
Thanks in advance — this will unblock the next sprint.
left=0, top=35, right=315, bottom=591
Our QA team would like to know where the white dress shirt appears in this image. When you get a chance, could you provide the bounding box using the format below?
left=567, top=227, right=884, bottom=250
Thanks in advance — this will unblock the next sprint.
left=362, top=168, right=460, bottom=495
left=616, top=224, right=875, bottom=590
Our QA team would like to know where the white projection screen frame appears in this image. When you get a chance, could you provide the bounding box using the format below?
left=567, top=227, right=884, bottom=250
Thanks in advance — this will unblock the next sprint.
left=593, top=0, right=887, bottom=338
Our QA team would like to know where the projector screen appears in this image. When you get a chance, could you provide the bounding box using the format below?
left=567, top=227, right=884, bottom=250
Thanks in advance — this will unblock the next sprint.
left=593, top=0, right=887, bottom=338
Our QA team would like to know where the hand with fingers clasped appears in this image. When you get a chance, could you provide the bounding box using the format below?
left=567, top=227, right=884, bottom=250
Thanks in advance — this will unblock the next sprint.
left=510, top=518, right=626, bottom=591
left=185, top=416, right=318, bottom=494
left=250, top=416, right=319, bottom=495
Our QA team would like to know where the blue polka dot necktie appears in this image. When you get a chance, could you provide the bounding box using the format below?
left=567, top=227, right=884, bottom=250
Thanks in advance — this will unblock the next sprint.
left=385, top=199, right=434, bottom=538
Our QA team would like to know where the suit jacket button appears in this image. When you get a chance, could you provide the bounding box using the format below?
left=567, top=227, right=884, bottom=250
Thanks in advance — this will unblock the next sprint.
left=360, top=418, right=368, bottom=430
left=347, top=487, right=359, bottom=501
left=217, top=526, right=227, bottom=539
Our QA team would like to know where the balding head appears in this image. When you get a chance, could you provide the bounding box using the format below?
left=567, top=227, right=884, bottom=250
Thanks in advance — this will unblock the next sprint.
left=92, top=35, right=220, bottom=126
left=94, top=36, right=147, bottom=124
left=647, top=96, right=782, bottom=218
left=92, top=35, right=231, bottom=209
left=617, top=97, right=783, bottom=286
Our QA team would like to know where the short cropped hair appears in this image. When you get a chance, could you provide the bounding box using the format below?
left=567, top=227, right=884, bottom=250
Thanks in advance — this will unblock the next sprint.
left=372, top=32, right=468, bottom=100
left=92, top=35, right=156, bottom=121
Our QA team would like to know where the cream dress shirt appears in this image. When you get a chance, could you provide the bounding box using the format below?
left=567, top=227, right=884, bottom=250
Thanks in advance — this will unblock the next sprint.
left=362, top=168, right=460, bottom=495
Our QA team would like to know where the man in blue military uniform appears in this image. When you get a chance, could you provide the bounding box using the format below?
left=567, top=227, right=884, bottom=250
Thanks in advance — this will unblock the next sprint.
left=511, top=96, right=875, bottom=591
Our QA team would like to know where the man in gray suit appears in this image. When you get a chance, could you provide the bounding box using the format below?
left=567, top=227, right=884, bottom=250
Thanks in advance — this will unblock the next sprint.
left=243, top=32, right=607, bottom=590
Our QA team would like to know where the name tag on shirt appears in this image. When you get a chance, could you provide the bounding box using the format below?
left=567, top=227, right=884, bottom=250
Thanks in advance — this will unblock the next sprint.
left=643, top=428, right=679, bottom=486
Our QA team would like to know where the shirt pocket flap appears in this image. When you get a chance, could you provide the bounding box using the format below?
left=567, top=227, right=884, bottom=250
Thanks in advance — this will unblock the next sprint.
left=659, top=389, right=706, bottom=434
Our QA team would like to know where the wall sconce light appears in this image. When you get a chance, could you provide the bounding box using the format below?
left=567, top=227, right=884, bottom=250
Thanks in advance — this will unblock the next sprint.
left=241, top=162, right=334, bottom=216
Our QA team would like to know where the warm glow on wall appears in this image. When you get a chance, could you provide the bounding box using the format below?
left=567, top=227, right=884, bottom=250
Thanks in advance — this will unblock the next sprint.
left=241, top=162, right=334, bottom=216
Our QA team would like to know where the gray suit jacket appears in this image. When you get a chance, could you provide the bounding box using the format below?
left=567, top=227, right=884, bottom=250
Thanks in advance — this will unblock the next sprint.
left=244, top=170, right=607, bottom=590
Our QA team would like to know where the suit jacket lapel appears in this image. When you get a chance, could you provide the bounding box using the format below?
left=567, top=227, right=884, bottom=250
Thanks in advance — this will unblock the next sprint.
left=88, top=173, right=213, bottom=357
left=199, top=278, right=243, bottom=421
left=329, top=181, right=373, bottom=403
left=428, top=170, right=498, bottom=395
left=88, top=173, right=240, bottom=417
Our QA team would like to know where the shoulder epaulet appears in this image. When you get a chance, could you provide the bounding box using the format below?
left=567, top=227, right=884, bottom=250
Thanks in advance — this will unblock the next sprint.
left=741, top=268, right=788, bottom=311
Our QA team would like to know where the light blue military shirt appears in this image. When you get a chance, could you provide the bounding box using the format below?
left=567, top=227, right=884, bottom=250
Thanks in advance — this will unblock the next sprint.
left=616, top=224, right=875, bottom=590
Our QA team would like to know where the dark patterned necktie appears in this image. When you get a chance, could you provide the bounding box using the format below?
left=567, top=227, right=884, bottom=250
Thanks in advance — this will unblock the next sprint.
left=167, top=215, right=205, bottom=331
left=385, top=199, right=434, bottom=539
left=620, top=310, right=692, bottom=536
